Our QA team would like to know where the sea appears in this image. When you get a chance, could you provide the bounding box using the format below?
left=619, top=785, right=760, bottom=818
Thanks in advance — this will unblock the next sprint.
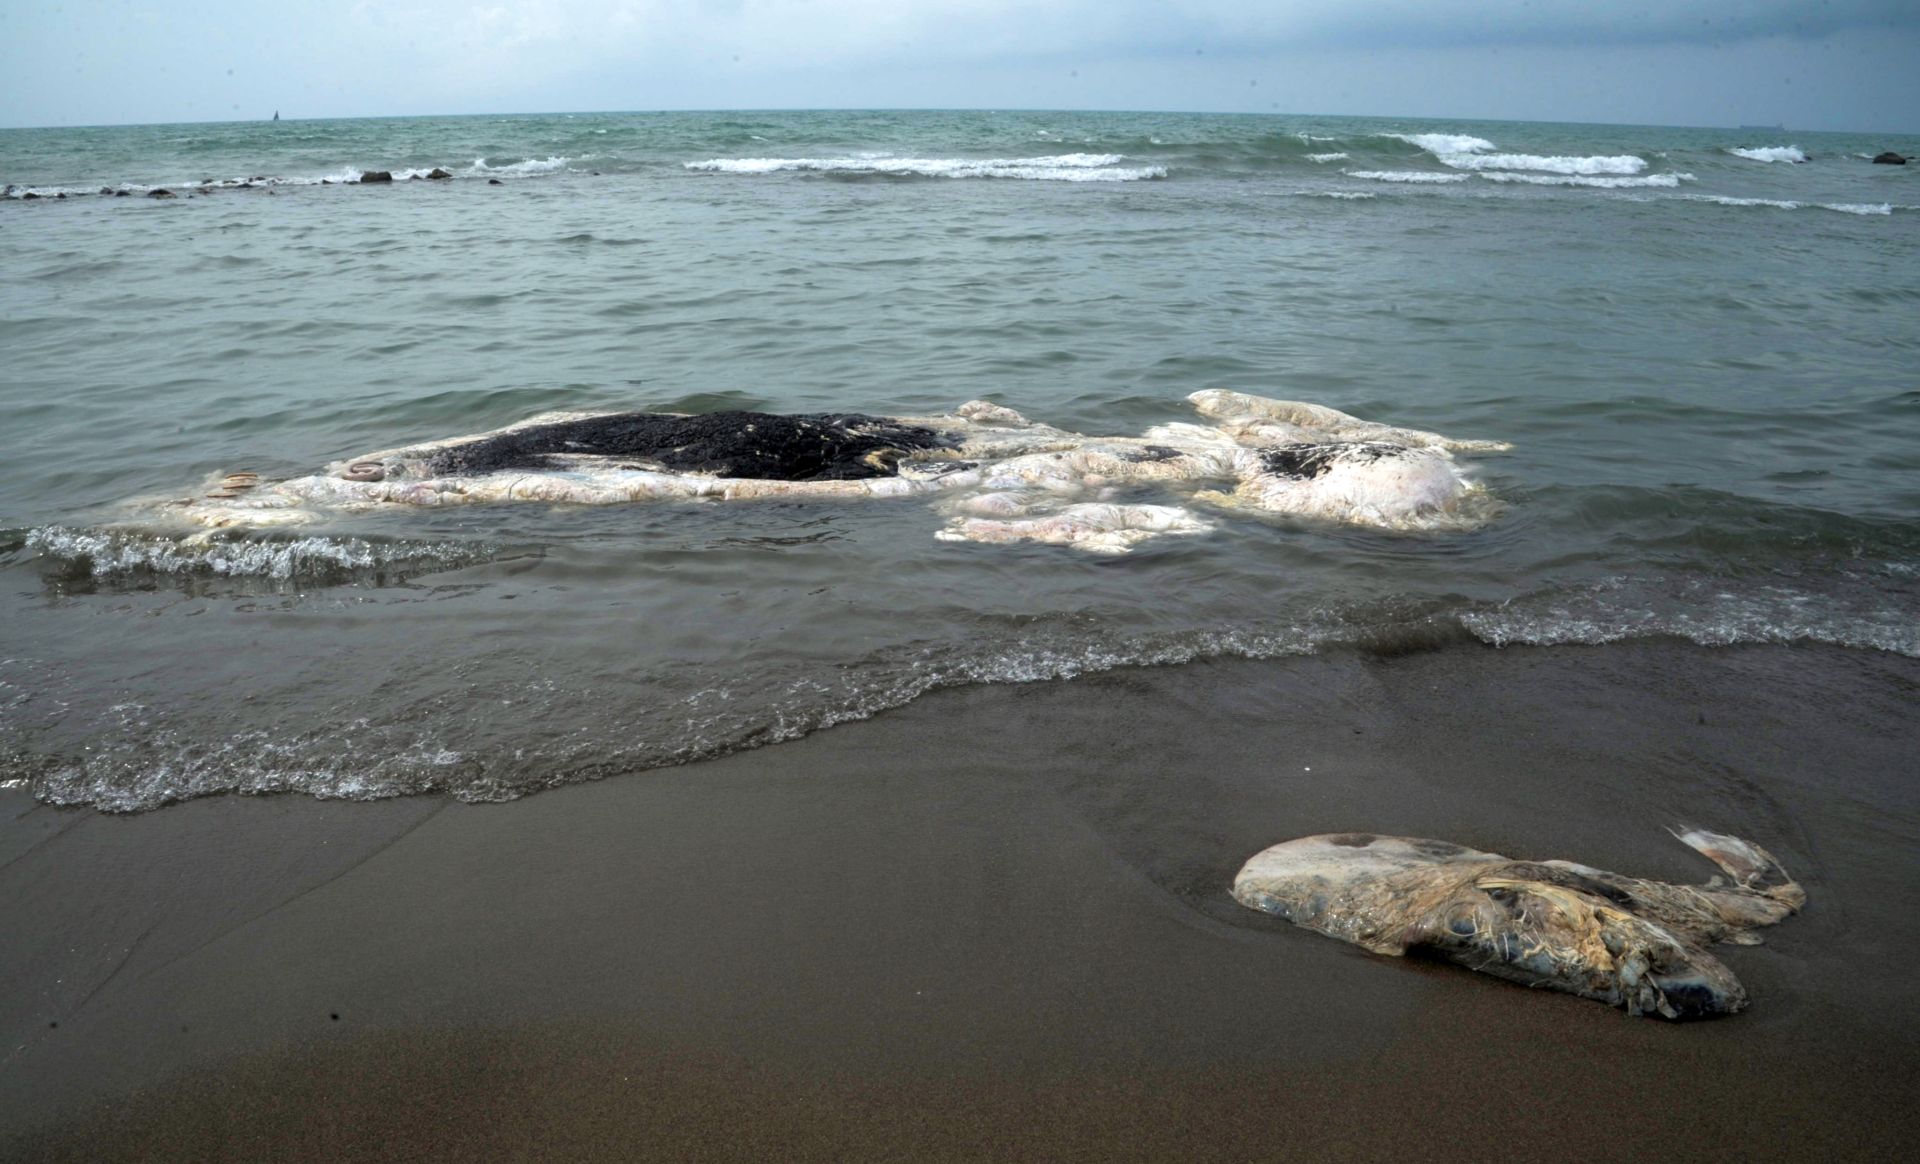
left=1, top=109, right=1916, bottom=812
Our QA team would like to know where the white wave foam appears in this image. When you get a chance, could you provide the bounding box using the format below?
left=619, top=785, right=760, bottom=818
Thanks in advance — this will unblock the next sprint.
left=4, top=184, right=100, bottom=200
left=1682, top=195, right=1894, bottom=215
left=191, top=167, right=427, bottom=189
left=1307, top=152, right=1349, bottom=163
left=26, top=526, right=484, bottom=582
left=1442, top=152, right=1647, bottom=175
left=1460, top=580, right=1918, bottom=656
left=205, top=167, right=363, bottom=187
left=1385, top=132, right=1496, bottom=155
left=6, top=169, right=368, bottom=197
left=1692, top=195, right=1797, bottom=210
left=1729, top=145, right=1806, bottom=163
left=17, top=568, right=1915, bottom=814
left=219, top=165, right=467, bottom=188
left=1477, top=172, right=1689, bottom=189
left=1346, top=170, right=1468, bottom=184
left=469, top=155, right=578, bottom=175
left=1296, top=190, right=1376, bottom=200
left=683, top=154, right=1166, bottom=182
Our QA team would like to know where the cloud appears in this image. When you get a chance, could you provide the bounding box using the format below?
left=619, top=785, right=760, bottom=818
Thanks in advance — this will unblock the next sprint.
left=3, top=1, right=1917, bottom=128
left=289, top=0, right=1920, bottom=110
left=336, top=1, right=1920, bottom=69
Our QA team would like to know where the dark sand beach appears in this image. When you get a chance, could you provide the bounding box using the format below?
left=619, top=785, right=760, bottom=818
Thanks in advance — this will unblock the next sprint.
left=3, top=639, right=1917, bottom=1161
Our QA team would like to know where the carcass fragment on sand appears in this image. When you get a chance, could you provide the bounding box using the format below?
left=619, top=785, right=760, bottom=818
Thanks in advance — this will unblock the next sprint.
left=1232, top=828, right=1804, bottom=1019
left=157, top=390, right=1512, bottom=552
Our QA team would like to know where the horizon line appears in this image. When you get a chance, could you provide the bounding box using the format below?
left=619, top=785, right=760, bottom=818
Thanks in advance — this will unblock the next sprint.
left=3, top=106, right=1914, bottom=138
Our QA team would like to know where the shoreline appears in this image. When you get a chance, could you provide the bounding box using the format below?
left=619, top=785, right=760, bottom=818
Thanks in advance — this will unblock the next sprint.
left=4, top=639, right=1918, bottom=1160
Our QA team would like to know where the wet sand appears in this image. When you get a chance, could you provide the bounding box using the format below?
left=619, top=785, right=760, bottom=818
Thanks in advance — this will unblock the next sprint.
left=3, top=641, right=1917, bottom=1161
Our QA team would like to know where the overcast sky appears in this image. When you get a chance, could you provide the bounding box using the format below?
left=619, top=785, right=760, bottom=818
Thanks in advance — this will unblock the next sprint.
left=3, top=1, right=1916, bottom=133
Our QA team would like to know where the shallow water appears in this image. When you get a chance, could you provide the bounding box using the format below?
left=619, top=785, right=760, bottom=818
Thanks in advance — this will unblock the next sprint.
left=2, top=109, right=1917, bottom=810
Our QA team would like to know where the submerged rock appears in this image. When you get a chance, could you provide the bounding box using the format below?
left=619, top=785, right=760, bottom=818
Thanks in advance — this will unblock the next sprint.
left=488, top=178, right=504, bottom=185
left=427, top=168, right=452, bottom=180
left=358, top=170, right=393, bottom=184
left=1872, top=152, right=1908, bottom=165
left=148, top=188, right=175, bottom=198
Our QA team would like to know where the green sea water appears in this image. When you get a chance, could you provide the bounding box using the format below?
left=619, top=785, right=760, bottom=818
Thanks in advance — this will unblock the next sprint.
left=2, top=109, right=1917, bottom=810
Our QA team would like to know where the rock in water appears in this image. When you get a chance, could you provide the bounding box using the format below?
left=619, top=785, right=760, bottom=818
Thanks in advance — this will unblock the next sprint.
left=1871, top=152, right=1908, bottom=165
left=427, top=168, right=452, bottom=180
left=1232, top=828, right=1804, bottom=1019
left=358, top=171, right=394, bottom=184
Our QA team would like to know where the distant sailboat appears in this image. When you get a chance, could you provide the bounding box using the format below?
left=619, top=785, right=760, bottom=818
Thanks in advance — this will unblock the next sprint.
left=272, top=111, right=280, bottom=122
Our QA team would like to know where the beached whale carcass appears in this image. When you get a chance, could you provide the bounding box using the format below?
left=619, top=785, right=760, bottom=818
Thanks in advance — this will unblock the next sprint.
left=163, top=391, right=1510, bottom=551
left=1232, top=829, right=1804, bottom=1019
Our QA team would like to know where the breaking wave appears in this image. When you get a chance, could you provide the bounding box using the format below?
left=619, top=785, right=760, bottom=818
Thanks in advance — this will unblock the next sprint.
left=1459, top=573, right=1919, bottom=656
left=1370, top=131, right=1687, bottom=188
left=1346, top=170, right=1468, bottom=184
left=1681, top=195, right=1894, bottom=215
left=1729, top=145, right=1807, bottom=163
left=683, top=154, right=1167, bottom=181
left=468, top=155, right=579, bottom=175
left=1384, top=132, right=1497, bottom=156
left=1442, top=152, right=1648, bottom=175
left=0, top=156, right=581, bottom=200
left=1478, top=172, right=1689, bottom=188
left=22, top=526, right=504, bottom=591
left=10, top=563, right=1913, bottom=813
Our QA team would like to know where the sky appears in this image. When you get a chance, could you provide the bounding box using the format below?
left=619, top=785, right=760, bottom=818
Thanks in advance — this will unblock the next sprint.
left=2, top=1, right=1917, bottom=133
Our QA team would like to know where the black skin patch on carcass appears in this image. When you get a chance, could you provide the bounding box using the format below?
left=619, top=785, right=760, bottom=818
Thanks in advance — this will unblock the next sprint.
left=424, top=411, right=955, bottom=481
left=1258, top=442, right=1396, bottom=480
left=1506, top=863, right=1640, bottom=910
